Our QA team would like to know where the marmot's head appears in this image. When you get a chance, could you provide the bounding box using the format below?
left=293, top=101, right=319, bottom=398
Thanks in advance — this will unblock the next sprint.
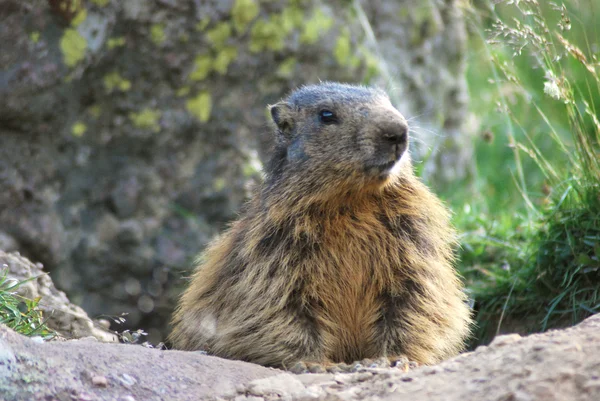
left=266, top=83, right=409, bottom=195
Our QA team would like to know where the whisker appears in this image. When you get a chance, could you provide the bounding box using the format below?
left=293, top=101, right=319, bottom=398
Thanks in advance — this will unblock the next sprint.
left=408, top=136, right=428, bottom=146
left=410, top=126, right=446, bottom=139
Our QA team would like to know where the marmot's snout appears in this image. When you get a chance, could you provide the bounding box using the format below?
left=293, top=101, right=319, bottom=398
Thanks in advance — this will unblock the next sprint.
left=380, top=119, right=409, bottom=161
left=370, top=115, right=409, bottom=173
left=379, top=119, right=409, bottom=146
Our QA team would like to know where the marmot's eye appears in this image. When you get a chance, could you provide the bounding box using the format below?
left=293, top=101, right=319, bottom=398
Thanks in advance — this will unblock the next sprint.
left=319, top=110, right=338, bottom=124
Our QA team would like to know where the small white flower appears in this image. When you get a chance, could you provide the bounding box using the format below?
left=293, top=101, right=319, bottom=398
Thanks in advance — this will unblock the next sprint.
left=544, top=79, right=561, bottom=100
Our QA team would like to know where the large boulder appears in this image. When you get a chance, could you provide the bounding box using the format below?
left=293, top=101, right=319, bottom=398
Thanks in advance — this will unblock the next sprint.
left=0, top=0, right=471, bottom=342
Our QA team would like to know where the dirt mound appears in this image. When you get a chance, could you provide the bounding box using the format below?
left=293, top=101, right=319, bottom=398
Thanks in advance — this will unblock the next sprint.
left=1, top=314, right=598, bottom=401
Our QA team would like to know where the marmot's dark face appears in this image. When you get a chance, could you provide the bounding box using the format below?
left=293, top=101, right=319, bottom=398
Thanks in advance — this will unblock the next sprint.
left=268, top=83, right=409, bottom=188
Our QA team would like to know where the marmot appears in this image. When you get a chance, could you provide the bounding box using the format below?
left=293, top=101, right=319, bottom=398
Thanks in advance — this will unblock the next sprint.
left=170, top=82, right=472, bottom=370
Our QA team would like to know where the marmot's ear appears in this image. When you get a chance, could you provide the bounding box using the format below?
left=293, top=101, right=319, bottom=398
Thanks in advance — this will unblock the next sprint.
left=268, top=102, right=294, bottom=137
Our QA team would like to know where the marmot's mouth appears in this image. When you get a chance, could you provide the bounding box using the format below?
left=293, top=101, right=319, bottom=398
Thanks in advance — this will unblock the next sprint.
left=366, top=143, right=406, bottom=176
left=364, top=160, right=397, bottom=177
left=378, top=145, right=405, bottom=171
left=378, top=160, right=397, bottom=172
left=394, top=144, right=404, bottom=160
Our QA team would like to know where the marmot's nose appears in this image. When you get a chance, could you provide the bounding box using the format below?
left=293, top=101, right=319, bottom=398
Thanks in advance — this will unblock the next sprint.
left=380, top=121, right=409, bottom=145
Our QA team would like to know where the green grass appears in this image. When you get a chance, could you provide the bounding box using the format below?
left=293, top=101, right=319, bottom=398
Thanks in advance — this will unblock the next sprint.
left=0, top=270, right=55, bottom=338
left=444, top=0, right=600, bottom=345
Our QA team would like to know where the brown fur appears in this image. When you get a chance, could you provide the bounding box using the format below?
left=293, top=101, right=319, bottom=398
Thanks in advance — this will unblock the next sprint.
left=170, top=83, right=472, bottom=368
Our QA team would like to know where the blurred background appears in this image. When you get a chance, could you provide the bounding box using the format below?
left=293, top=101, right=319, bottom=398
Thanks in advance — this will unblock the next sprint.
left=0, top=0, right=598, bottom=347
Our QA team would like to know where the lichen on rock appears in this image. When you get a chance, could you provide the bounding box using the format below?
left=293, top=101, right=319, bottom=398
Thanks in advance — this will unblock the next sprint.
left=60, top=28, right=88, bottom=67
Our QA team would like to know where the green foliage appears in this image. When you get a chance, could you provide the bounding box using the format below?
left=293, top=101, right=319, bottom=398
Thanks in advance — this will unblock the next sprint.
left=535, top=181, right=600, bottom=330
left=449, top=0, right=600, bottom=345
left=0, top=270, right=54, bottom=338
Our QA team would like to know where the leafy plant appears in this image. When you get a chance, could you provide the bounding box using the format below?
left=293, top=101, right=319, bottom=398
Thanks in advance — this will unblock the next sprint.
left=454, top=0, right=600, bottom=345
left=0, top=270, right=55, bottom=338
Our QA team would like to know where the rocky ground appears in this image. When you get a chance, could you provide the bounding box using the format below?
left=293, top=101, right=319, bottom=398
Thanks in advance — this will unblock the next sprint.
left=1, top=313, right=599, bottom=401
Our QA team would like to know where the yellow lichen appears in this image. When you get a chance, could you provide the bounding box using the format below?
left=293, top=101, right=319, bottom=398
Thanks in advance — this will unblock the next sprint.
left=190, top=54, right=213, bottom=81
left=30, top=31, right=40, bottom=44
left=61, top=0, right=81, bottom=14
left=195, top=17, right=211, bottom=32
left=231, top=0, right=260, bottom=34
left=91, top=0, right=109, bottom=6
left=280, top=5, right=303, bottom=34
left=176, top=87, right=191, bottom=97
left=249, top=17, right=286, bottom=53
left=213, top=177, right=226, bottom=191
left=213, top=46, right=238, bottom=74
left=150, top=24, right=166, bottom=45
left=71, top=8, right=87, bottom=27
left=60, top=28, right=88, bottom=67
left=103, top=71, right=131, bottom=92
left=206, top=23, right=232, bottom=47
left=186, top=91, right=212, bottom=123
left=129, top=109, right=161, bottom=132
left=107, top=36, right=126, bottom=49
left=360, top=47, right=380, bottom=83
left=300, top=8, right=333, bottom=45
left=334, top=29, right=351, bottom=66
left=276, top=57, right=297, bottom=78
left=88, top=105, right=102, bottom=118
left=72, top=122, right=87, bottom=137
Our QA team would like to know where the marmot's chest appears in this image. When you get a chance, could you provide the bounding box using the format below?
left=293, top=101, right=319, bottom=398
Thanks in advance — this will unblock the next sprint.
left=312, top=269, right=383, bottom=363
left=306, top=217, right=399, bottom=362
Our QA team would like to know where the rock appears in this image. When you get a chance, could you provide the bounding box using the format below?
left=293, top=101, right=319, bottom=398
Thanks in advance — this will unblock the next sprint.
left=489, top=333, right=522, bottom=347
left=246, top=374, right=305, bottom=396
left=0, top=232, right=18, bottom=252
left=0, top=250, right=117, bottom=342
left=91, top=375, right=109, bottom=387
left=0, top=324, right=278, bottom=401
